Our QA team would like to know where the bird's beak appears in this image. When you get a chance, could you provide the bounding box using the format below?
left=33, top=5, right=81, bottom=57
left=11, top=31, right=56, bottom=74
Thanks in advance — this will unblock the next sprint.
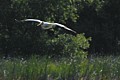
left=37, top=22, right=43, bottom=26
left=37, top=23, right=41, bottom=26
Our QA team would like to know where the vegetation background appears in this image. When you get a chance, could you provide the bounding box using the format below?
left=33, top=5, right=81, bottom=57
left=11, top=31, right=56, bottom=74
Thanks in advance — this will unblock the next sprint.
left=0, top=0, right=120, bottom=57
left=0, top=0, right=120, bottom=80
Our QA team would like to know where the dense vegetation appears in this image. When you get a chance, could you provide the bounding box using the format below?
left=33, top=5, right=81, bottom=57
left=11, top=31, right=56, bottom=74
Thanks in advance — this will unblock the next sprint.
left=0, top=56, right=120, bottom=80
left=0, top=0, right=120, bottom=79
left=0, top=0, right=120, bottom=56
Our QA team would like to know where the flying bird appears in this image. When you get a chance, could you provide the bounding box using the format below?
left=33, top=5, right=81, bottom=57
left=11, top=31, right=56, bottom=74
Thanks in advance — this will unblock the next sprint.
left=21, top=19, right=77, bottom=34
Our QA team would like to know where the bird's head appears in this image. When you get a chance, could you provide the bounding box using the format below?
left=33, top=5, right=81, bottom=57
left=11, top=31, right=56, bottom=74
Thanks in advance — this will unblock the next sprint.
left=37, top=21, right=44, bottom=26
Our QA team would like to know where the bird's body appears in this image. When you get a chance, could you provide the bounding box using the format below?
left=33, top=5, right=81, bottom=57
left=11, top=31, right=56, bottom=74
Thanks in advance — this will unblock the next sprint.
left=21, top=19, right=77, bottom=33
left=41, top=22, right=55, bottom=29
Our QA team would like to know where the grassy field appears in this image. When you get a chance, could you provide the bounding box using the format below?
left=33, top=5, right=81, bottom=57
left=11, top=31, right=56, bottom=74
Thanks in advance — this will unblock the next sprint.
left=0, top=56, right=120, bottom=80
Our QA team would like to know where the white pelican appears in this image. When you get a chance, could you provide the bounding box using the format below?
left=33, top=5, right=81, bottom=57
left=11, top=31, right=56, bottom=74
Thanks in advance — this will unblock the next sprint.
left=21, top=19, right=77, bottom=33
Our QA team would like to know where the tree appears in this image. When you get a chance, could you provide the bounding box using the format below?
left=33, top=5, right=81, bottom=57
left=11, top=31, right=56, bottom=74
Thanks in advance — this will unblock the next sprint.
left=0, top=0, right=81, bottom=57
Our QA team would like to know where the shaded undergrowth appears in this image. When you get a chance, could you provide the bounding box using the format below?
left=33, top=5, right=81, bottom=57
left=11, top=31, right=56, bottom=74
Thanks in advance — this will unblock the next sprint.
left=0, top=56, right=120, bottom=80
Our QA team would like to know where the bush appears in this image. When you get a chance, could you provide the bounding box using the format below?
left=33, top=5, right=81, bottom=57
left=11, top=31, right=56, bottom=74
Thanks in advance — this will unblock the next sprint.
left=46, top=33, right=91, bottom=58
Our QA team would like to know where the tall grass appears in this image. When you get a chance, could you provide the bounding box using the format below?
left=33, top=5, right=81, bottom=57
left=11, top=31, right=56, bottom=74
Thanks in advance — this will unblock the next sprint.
left=0, top=56, right=120, bottom=80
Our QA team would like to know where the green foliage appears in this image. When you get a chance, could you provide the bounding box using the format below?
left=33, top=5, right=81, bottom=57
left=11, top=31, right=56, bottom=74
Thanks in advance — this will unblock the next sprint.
left=1, top=0, right=120, bottom=56
left=11, top=0, right=78, bottom=22
left=46, top=34, right=91, bottom=58
left=76, top=0, right=120, bottom=54
left=0, top=0, right=82, bottom=57
left=0, top=56, right=120, bottom=80
left=0, top=0, right=81, bottom=57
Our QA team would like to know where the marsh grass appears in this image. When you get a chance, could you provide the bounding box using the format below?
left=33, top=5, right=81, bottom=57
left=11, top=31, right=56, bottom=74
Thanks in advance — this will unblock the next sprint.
left=0, top=56, right=120, bottom=80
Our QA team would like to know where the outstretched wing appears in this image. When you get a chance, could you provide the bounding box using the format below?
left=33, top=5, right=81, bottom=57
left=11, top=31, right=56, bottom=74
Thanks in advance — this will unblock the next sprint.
left=54, top=23, right=77, bottom=33
left=22, top=19, right=43, bottom=23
